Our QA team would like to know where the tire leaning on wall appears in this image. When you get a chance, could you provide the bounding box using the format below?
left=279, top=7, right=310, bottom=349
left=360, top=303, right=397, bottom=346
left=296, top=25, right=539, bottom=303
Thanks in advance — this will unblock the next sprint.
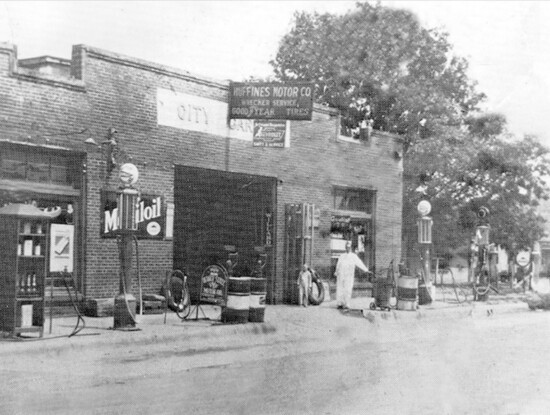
left=162, top=270, right=186, bottom=312
left=308, top=268, right=325, bottom=306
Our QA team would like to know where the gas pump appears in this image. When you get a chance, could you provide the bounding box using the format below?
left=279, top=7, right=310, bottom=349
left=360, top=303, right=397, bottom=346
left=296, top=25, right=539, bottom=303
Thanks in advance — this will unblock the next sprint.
left=113, top=163, right=140, bottom=330
left=417, top=200, right=433, bottom=304
left=472, top=206, right=496, bottom=301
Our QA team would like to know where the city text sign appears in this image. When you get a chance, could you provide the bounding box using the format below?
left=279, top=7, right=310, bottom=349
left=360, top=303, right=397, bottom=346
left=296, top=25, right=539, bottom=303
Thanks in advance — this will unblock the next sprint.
left=229, top=82, right=314, bottom=120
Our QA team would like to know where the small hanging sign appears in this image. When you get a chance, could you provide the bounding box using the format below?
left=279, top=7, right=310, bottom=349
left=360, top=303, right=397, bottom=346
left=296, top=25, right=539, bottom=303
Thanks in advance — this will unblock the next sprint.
left=253, top=120, right=287, bottom=148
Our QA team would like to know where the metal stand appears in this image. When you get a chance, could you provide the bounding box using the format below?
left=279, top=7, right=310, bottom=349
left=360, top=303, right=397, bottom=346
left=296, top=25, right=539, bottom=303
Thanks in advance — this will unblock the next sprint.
left=190, top=302, right=209, bottom=321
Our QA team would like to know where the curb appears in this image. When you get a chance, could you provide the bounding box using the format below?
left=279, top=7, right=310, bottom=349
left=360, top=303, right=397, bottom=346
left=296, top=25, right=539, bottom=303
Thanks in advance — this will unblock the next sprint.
left=0, top=315, right=279, bottom=356
left=0, top=298, right=532, bottom=356
left=340, top=297, right=529, bottom=324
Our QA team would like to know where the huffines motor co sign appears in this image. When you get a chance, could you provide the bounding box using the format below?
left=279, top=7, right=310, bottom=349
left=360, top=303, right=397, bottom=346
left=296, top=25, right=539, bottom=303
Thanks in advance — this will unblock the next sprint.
left=101, top=191, right=165, bottom=239
left=229, top=82, right=314, bottom=121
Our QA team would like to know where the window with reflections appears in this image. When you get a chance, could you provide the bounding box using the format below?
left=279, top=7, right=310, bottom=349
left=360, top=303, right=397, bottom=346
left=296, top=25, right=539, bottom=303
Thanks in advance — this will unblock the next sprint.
left=0, top=144, right=81, bottom=188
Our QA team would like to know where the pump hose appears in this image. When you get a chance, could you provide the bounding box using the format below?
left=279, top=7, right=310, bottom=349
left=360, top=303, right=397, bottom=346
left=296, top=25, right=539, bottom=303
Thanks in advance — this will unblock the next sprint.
left=116, top=235, right=143, bottom=327
left=473, top=268, right=491, bottom=297
left=61, top=270, right=86, bottom=337
left=474, top=283, right=490, bottom=296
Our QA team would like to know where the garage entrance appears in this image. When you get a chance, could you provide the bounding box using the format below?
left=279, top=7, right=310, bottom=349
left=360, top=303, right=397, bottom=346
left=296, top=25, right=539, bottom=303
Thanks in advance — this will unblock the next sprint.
left=174, top=166, right=277, bottom=303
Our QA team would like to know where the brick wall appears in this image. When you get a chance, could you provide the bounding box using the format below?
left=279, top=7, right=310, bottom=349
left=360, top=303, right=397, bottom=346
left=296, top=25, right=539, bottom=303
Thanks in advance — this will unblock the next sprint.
left=0, top=43, right=403, bottom=303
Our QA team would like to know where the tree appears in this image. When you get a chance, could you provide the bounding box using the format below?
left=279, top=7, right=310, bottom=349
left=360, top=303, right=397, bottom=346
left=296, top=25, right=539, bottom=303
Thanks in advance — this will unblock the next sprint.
left=270, top=2, right=485, bottom=148
left=270, top=2, right=550, bottom=266
left=405, top=114, right=550, bottom=255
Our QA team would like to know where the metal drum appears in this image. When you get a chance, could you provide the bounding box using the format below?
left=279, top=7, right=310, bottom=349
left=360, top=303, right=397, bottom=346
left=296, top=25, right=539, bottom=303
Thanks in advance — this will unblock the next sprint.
left=222, top=277, right=251, bottom=324
left=397, top=276, right=418, bottom=311
left=249, top=277, right=267, bottom=322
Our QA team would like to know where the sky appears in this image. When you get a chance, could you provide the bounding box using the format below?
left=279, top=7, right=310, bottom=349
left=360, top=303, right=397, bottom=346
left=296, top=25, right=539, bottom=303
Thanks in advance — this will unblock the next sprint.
left=1, top=1, right=549, bottom=145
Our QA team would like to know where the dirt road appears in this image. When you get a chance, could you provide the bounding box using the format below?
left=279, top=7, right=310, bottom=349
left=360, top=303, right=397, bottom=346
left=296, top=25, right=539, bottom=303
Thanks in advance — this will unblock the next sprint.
left=1, top=308, right=549, bottom=414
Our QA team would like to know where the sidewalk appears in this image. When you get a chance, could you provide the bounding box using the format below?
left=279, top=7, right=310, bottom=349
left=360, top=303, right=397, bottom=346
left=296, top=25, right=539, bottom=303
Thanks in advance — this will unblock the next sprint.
left=0, top=290, right=531, bottom=356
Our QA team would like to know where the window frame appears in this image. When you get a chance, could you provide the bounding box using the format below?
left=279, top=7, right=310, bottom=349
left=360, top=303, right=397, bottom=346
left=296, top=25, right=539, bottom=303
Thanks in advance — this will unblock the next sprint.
left=0, top=142, right=83, bottom=188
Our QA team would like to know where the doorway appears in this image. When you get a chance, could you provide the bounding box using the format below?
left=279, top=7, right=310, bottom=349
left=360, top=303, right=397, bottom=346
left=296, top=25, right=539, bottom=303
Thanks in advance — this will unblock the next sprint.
left=173, top=166, right=277, bottom=302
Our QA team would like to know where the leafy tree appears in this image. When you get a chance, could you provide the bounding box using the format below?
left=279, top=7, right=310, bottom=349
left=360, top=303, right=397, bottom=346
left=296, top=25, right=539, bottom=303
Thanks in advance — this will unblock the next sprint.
left=270, top=2, right=550, bottom=265
left=270, top=2, right=485, bottom=148
left=405, top=114, right=550, bottom=255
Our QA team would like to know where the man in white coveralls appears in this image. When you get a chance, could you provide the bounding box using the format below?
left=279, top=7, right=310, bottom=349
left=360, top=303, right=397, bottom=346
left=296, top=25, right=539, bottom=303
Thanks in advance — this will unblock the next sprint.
left=335, top=241, right=369, bottom=309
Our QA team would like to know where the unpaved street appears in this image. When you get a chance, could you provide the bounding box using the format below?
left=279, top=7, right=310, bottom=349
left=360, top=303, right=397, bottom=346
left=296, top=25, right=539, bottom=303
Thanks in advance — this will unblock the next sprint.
left=1, top=309, right=550, bottom=415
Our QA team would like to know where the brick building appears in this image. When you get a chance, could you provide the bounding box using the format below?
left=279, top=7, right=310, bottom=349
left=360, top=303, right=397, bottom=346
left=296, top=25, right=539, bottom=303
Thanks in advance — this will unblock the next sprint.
left=0, top=43, right=403, bottom=311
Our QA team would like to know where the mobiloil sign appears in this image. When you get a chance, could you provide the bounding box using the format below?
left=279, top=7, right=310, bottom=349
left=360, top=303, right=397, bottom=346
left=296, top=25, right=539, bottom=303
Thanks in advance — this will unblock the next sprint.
left=101, top=190, right=165, bottom=239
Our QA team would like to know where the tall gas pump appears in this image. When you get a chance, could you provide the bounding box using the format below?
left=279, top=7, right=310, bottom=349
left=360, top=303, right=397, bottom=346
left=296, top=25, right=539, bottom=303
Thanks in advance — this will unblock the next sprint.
left=417, top=200, right=433, bottom=304
left=473, top=206, right=492, bottom=301
left=113, top=163, right=140, bottom=330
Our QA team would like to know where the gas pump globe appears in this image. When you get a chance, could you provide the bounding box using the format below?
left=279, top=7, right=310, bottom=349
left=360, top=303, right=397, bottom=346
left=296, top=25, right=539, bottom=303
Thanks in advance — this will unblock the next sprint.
left=417, top=200, right=433, bottom=244
left=113, top=163, right=140, bottom=330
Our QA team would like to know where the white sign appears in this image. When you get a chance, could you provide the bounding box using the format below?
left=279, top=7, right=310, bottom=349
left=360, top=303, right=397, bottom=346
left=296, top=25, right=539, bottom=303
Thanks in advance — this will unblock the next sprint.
left=50, top=224, right=74, bottom=272
left=157, top=88, right=253, bottom=141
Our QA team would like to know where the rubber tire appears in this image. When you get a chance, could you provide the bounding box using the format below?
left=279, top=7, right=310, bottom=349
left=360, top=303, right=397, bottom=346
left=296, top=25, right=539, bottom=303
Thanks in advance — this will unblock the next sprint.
left=175, top=286, right=191, bottom=319
left=308, top=270, right=325, bottom=306
left=163, top=270, right=187, bottom=313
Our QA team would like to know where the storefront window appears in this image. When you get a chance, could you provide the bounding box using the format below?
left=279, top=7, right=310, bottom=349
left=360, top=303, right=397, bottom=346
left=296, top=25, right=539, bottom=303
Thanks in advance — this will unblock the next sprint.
left=332, top=186, right=376, bottom=272
left=333, top=187, right=374, bottom=213
left=1, top=148, right=26, bottom=180
left=27, top=152, right=50, bottom=183
left=0, top=145, right=81, bottom=188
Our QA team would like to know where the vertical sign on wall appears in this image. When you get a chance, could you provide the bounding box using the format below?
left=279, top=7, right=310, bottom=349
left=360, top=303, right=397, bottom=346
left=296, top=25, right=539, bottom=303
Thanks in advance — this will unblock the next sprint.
left=50, top=224, right=74, bottom=272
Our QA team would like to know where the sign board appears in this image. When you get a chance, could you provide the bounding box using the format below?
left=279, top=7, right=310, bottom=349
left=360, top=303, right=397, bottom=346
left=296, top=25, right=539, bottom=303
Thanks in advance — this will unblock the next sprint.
left=156, top=88, right=254, bottom=141
left=101, top=190, right=165, bottom=239
left=200, top=264, right=228, bottom=305
left=253, top=120, right=287, bottom=148
left=229, top=82, right=314, bottom=120
left=50, top=224, right=74, bottom=272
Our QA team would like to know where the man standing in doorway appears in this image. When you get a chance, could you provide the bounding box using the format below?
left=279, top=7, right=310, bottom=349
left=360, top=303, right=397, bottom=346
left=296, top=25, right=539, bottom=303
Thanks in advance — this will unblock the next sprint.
left=335, top=241, right=369, bottom=309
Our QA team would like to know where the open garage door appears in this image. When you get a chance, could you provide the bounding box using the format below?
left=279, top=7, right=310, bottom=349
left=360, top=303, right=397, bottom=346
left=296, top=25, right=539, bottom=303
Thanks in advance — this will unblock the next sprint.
left=174, top=166, right=277, bottom=303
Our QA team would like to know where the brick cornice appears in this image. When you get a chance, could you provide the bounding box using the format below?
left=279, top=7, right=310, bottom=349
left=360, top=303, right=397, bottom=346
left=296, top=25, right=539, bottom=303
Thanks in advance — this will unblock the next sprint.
left=10, top=69, right=86, bottom=91
left=79, top=45, right=229, bottom=91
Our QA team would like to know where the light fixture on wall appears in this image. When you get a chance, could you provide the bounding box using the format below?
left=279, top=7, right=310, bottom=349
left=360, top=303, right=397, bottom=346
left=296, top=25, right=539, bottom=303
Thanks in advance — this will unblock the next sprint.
left=84, top=131, right=99, bottom=146
left=101, top=128, right=119, bottom=174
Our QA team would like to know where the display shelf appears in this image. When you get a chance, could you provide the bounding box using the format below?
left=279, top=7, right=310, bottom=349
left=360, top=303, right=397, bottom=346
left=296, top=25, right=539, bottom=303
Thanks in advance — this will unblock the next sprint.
left=14, top=327, right=43, bottom=334
left=0, top=203, right=50, bottom=338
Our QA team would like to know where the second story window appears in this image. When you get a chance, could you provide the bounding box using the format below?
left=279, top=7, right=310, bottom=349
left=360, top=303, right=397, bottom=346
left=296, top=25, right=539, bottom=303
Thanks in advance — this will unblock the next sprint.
left=340, top=98, right=373, bottom=140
